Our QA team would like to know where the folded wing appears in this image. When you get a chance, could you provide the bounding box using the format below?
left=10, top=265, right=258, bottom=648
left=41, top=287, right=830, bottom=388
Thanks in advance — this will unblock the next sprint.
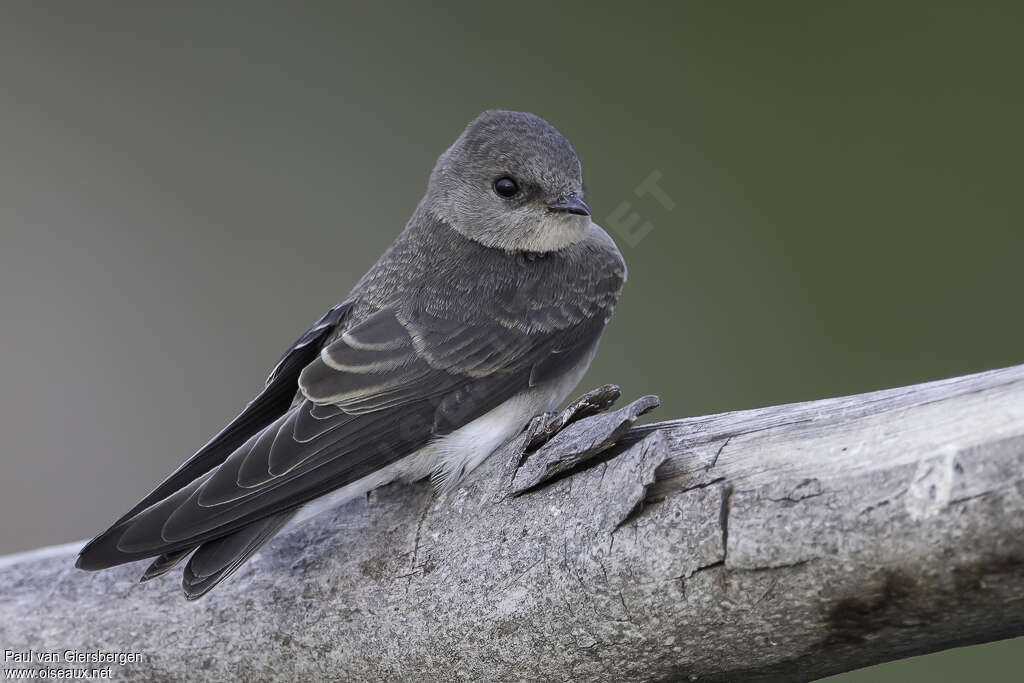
left=76, top=297, right=612, bottom=570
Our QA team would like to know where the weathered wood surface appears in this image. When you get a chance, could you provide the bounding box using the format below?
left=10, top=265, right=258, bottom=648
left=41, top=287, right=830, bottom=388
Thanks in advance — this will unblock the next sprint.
left=2, top=365, right=1023, bottom=681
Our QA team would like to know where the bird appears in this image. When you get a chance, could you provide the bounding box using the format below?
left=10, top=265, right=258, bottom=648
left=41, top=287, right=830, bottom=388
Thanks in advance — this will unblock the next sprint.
left=75, top=110, right=627, bottom=599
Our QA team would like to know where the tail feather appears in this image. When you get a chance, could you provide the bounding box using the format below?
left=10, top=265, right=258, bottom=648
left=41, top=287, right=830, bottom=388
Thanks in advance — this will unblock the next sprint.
left=139, top=549, right=194, bottom=582
left=182, top=510, right=294, bottom=600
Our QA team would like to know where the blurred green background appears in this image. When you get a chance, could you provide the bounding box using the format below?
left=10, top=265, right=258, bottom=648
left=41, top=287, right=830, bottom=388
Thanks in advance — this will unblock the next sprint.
left=1, top=1, right=1021, bottom=679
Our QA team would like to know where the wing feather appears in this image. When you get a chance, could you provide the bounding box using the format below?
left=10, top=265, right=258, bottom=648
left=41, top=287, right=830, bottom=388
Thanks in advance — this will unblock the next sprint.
left=75, top=303, right=350, bottom=569
left=77, top=222, right=626, bottom=572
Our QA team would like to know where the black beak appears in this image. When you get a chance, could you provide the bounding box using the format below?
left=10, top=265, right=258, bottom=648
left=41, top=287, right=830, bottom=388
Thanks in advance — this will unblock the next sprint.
left=547, top=194, right=590, bottom=216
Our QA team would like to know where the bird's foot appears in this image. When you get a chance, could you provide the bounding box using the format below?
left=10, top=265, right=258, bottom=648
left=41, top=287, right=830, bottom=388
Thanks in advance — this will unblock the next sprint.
left=494, top=385, right=660, bottom=499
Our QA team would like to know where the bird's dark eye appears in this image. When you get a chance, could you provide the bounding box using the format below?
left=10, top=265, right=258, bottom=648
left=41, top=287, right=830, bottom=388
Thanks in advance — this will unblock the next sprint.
left=493, top=177, right=519, bottom=198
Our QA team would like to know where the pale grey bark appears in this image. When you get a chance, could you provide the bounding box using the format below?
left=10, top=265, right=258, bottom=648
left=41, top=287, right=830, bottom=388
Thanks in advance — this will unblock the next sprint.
left=2, top=365, right=1024, bottom=682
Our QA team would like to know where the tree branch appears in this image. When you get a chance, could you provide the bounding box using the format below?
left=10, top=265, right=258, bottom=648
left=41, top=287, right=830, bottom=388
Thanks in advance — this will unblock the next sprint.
left=2, top=365, right=1023, bottom=681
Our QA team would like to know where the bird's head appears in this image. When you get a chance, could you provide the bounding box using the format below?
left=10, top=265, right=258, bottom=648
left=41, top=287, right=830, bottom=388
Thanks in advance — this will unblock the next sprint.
left=424, top=110, right=589, bottom=253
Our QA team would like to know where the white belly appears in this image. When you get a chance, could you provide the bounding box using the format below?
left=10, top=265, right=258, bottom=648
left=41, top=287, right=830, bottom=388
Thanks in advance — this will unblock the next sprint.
left=288, top=343, right=596, bottom=527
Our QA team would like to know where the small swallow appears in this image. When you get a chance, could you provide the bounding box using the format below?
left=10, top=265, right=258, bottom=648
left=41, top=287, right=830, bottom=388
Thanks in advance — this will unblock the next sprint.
left=76, top=110, right=626, bottom=599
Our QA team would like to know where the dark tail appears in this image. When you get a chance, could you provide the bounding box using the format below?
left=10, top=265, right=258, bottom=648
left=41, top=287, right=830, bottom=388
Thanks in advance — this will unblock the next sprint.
left=140, top=549, right=193, bottom=582
left=181, top=510, right=294, bottom=600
